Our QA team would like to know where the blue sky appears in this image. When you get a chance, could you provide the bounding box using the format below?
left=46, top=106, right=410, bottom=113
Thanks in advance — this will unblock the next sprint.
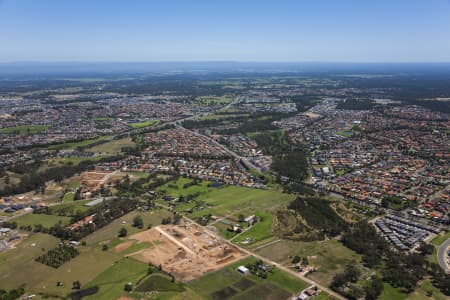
left=1, top=0, right=450, bottom=62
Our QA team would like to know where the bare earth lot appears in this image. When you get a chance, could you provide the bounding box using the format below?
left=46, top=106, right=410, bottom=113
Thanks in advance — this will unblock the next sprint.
left=128, top=221, right=247, bottom=282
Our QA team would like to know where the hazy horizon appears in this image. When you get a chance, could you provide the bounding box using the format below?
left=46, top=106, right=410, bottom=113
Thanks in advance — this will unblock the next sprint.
left=1, top=0, right=450, bottom=63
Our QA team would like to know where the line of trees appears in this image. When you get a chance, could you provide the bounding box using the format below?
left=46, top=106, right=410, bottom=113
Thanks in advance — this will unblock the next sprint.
left=49, top=197, right=140, bottom=241
left=0, top=155, right=124, bottom=196
left=0, top=286, right=25, bottom=300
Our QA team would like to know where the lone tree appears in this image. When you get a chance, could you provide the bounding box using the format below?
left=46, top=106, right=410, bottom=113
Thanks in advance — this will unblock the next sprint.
left=238, top=214, right=245, bottom=223
left=133, top=215, right=144, bottom=229
left=118, top=227, right=128, bottom=237
left=292, top=255, right=301, bottom=264
left=72, top=280, right=81, bottom=290
left=124, top=282, right=132, bottom=292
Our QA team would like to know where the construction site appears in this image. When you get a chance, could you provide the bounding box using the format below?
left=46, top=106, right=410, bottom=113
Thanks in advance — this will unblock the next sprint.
left=128, top=220, right=247, bottom=281
left=80, top=170, right=117, bottom=198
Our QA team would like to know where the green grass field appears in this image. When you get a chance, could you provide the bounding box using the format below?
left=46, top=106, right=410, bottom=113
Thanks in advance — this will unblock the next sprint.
left=14, top=213, right=71, bottom=228
left=254, top=239, right=361, bottom=287
left=62, top=191, right=75, bottom=202
left=0, top=125, right=48, bottom=135
left=82, top=209, right=172, bottom=247
left=49, top=135, right=112, bottom=150
left=93, top=117, right=113, bottom=121
left=164, top=179, right=295, bottom=220
left=0, top=233, right=60, bottom=291
left=406, top=280, right=448, bottom=300
left=379, top=283, right=407, bottom=300
left=34, top=247, right=120, bottom=297
left=158, top=177, right=212, bottom=197
left=135, top=274, right=184, bottom=293
left=189, top=257, right=308, bottom=300
left=0, top=232, right=122, bottom=298
left=89, top=137, right=135, bottom=154
left=233, top=211, right=275, bottom=245
left=430, top=231, right=450, bottom=246
left=47, top=199, right=92, bottom=216
left=84, top=257, right=148, bottom=300
left=129, top=119, right=159, bottom=128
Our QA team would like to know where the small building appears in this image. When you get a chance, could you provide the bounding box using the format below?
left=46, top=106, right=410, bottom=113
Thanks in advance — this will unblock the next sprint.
left=245, top=215, right=256, bottom=225
left=237, top=265, right=250, bottom=275
left=0, top=228, right=11, bottom=236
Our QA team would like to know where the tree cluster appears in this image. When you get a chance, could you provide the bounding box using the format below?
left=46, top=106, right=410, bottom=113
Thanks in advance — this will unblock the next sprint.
left=341, top=221, right=450, bottom=295
left=35, top=244, right=79, bottom=268
left=0, top=286, right=25, bottom=300
left=288, top=197, right=348, bottom=237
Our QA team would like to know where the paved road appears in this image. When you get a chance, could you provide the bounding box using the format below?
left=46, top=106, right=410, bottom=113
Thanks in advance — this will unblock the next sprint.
left=181, top=125, right=263, bottom=173
left=437, top=238, right=450, bottom=274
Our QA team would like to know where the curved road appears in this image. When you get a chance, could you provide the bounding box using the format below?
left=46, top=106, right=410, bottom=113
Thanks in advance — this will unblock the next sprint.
left=437, top=238, right=450, bottom=274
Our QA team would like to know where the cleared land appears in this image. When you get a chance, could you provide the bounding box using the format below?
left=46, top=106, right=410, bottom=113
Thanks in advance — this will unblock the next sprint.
left=254, top=239, right=361, bottom=287
left=128, top=221, right=247, bottom=282
left=89, top=137, right=135, bottom=154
